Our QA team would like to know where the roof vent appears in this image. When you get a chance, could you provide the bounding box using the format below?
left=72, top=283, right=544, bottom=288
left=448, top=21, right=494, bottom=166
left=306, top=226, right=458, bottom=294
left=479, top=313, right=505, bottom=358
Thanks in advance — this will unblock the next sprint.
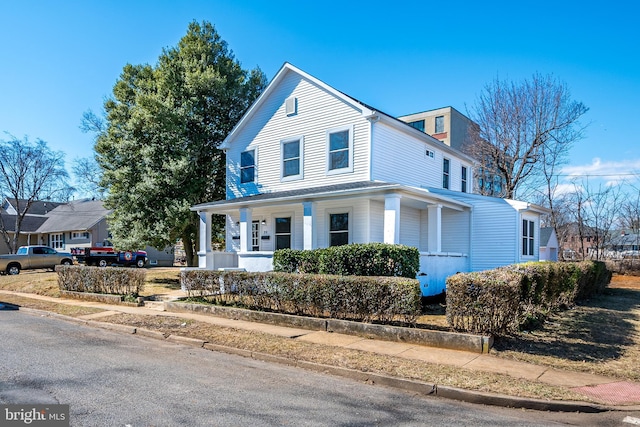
left=285, top=97, right=297, bottom=116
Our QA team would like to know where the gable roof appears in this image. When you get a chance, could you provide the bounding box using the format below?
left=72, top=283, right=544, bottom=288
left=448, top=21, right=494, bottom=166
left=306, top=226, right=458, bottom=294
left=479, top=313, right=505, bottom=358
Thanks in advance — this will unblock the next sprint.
left=2, top=198, right=64, bottom=216
left=540, top=227, right=556, bottom=247
left=36, top=199, right=110, bottom=233
left=219, top=62, right=475, bottom=163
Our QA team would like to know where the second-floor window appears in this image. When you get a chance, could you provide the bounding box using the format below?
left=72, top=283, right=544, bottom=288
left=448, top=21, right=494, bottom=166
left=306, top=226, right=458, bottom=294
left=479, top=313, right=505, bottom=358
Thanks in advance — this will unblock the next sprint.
left=461, top=166, right=468, bottom=193
left=443, top=158, right=450, bottom=189
left=240, top=149, right=255, bottom=183
left=327, top=126, right=352, bottom=173
left=522, top=219, right=535, bottom=256
left=282, top=137, right=302, bottom=180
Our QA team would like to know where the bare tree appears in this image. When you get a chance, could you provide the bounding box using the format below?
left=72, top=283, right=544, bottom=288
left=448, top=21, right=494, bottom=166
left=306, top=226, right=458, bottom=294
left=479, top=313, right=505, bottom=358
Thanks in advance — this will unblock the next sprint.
left=72, top=157, right=104, bottom=200
left=468, top=73, right=588, bottom=200
left=0, top=135, right=71, bottom=252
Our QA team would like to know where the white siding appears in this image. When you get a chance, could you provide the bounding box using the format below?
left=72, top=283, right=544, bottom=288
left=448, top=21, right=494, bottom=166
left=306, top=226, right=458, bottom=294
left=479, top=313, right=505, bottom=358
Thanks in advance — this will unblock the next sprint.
left=226, top=71, right=371, bottom=199
left=441, top=208, right=470, bottom=254
left=369, top=200, right=384, bottom=243
left=399, top=206, right=421, bottom=248
left=371, top=122, right=472, bottom=192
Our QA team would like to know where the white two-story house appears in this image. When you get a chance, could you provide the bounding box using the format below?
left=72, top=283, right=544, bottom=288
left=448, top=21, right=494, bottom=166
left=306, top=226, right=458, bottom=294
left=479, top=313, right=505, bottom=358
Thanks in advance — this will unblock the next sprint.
left=192, top=63, right=546, bottom=296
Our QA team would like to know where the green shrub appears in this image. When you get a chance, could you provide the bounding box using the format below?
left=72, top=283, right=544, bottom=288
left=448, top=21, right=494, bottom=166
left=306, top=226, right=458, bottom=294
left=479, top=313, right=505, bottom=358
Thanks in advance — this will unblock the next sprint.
left=56, top=265, right=145, bottom=296
left=180, top=269, right=422, bottom=324
left=273, top=243, right=420, bottom=278
left=446, top=261, right=611, bottom=335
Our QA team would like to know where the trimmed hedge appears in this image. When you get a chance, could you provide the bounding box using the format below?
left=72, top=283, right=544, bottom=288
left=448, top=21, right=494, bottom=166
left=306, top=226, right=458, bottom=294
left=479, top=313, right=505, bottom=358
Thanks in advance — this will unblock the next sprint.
left=273, top=243, right=420, bottom=278
left=56, top=265, right=145, bottom=296
left=446, top=261, right=611, bottom=335
left=181, top=270, right=422, bottom=324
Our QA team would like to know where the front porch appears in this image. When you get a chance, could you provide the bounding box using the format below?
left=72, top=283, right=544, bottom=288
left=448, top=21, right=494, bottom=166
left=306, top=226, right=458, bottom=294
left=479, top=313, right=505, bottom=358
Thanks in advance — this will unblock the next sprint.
left=191, top=183, right=472, bottom=296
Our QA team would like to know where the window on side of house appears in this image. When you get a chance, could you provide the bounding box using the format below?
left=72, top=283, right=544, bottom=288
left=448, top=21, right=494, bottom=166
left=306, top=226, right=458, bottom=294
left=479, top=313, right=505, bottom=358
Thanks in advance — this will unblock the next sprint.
left=408, top=120, right=425, bottom=132
left=275, top=217, right=292, bottom=250
left=329, top=212, right=349, bottom=246
left=282, top=137, right=302, bottom=180
left=522, top=219, right=535, bottom=256
left=443, top=158, right=450, bottom=189
left=50, top=233, right=64, bottom=249
left=435, top=115, right=445, bottom=133
left=240, top=149, right=256, bottom=184
left=327, top=126, right=352, bottom=173
left=461, top=166, right=468, bottom=193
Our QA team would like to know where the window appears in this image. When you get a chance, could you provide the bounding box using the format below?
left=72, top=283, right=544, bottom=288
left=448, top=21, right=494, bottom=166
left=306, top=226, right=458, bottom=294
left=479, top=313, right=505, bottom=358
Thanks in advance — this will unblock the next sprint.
left=435, top=116, right=444, bottom=133
left=282, top=138, right=302, bottom=179
left=408, top=120, right=425, bottom=132
left=240, top=149, right=255, bottom=183
left=50, top=233, right=64, bottom=249
left=327, top=126, right=352, bottom=173
left=425, top=149, right=434, bottom=158
left=442, top=158, right=450, bottom=189
left=522, top=219, right=535, bottom=256
left=461, top=166, right=468, bottom=193
left=275, top=217, right=292, bottom=250
left=71, top=232, right=89, bottom=240
left=329, top=213, right=349, bottom=246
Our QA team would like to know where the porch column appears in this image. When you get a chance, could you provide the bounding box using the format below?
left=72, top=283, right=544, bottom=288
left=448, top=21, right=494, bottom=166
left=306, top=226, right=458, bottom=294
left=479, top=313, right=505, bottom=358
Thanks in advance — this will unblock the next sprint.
left=197, top=211, right=213, bottom=269
left=303, top=202, right=316, bottom=250
left=384, top=194, right=401, bottom=244
left=239, top=208, right=253, bottom=252
left=427, top=204, right=442, bottom=253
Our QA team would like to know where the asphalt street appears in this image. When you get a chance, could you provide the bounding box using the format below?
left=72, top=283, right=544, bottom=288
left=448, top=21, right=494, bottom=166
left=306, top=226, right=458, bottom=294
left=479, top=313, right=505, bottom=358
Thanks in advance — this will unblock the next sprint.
left=0, top=309, right=634, bottom=426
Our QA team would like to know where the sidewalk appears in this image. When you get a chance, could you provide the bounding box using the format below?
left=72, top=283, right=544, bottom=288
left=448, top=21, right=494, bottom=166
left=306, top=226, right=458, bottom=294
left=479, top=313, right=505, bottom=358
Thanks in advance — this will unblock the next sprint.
left=3, top=289, right=640, bottom=411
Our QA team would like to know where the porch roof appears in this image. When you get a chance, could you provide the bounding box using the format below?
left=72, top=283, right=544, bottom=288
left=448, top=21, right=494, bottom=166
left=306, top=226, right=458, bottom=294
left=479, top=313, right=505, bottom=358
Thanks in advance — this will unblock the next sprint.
left=191, top=181, right=471, bottom=213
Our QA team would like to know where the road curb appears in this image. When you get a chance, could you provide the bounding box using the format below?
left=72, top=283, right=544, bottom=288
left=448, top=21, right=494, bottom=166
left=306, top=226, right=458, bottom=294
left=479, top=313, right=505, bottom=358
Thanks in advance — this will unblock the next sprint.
left=13, top=306, right=619, bottom=413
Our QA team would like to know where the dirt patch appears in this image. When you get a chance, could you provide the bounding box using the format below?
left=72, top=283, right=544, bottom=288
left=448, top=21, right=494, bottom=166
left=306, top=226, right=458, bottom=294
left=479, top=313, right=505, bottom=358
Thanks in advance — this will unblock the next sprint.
left=609, top=274, right=640, bottom=290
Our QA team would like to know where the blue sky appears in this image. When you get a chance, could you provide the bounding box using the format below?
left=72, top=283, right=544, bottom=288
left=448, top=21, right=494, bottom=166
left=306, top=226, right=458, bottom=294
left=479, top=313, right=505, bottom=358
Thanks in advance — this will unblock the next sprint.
left=1, top=1, right=639, bottom=190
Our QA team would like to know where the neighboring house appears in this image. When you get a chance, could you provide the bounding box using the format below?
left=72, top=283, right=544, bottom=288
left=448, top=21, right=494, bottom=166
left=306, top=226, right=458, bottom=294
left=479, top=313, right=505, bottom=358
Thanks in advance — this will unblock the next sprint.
left=604, top=230, right=640, bottom=258
left=0, top=198, right=63, bottom=253
left=539, top=227, right=559, bottom=261
left=191, top=63, right=547, bottom=297
left=558, top=222, right=599, bottom=260
left=0, top=198, right=174, bottom=266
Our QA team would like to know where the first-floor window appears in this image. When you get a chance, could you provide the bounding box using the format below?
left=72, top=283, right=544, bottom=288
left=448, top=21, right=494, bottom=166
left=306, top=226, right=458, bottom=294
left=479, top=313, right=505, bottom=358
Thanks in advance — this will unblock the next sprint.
left=329, top=213, right=349, bottom=246
left=50, top=233, right=64, bottom=249
left=522, top=219, right=535, bottom=256
left=275, top=217, right=292, bottom=250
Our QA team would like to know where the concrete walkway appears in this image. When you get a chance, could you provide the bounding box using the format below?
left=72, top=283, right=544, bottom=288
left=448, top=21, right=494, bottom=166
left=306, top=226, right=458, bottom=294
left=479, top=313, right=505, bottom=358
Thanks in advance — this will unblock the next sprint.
left=2, top=289, right=640, bottom=410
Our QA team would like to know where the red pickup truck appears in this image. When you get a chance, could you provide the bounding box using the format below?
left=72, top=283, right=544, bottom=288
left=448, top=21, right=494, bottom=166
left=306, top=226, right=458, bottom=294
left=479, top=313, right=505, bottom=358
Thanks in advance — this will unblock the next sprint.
left=74, top=246, right=147, bottom=268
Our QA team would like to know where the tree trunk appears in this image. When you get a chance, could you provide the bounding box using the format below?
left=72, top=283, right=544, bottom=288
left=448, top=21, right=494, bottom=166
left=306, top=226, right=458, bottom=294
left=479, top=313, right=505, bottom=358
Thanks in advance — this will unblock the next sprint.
left=183, top=233, right=197, bottom=267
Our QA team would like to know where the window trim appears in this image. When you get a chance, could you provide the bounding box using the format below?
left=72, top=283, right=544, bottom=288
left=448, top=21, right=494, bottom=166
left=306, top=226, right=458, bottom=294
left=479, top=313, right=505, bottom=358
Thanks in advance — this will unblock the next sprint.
left=326, top=125, right=354, bottom=175
left=240, top=148, right=257, bottom=184
left=280, top=136, right=304, bottom=182
left=442, top=158, right=450, bottom=189
left=327, top=209, right=351, bottom=246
